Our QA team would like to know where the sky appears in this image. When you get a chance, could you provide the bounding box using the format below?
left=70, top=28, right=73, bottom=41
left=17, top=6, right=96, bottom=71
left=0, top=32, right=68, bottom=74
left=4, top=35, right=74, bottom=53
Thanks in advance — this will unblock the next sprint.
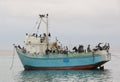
left=0, top=0, right=120, bottom=50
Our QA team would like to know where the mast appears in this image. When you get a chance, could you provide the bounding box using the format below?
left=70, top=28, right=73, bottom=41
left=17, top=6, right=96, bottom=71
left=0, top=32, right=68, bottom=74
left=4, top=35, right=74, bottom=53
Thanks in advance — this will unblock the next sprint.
left=38, top=14, right=49, bottom=50
left=46, top=14, right=49, bottom=47
left=38, top=14, right=49, bottom=42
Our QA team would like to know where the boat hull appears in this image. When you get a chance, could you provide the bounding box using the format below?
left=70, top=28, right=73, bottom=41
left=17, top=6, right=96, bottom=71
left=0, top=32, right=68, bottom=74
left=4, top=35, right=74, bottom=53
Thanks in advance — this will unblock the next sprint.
left=24, top=61, right=107, bottom=70
left=17, top=50, right=111, bottom=70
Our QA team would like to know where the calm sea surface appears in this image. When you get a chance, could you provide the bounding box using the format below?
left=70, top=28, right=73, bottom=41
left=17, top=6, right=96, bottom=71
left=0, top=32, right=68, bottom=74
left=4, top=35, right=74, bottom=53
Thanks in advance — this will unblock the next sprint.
left=0, top=52, right=120, bottom=82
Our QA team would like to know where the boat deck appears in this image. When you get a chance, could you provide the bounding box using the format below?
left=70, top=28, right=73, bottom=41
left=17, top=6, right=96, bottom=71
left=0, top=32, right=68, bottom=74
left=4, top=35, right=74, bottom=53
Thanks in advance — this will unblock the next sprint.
left=17, top=49, right=100, bottom=59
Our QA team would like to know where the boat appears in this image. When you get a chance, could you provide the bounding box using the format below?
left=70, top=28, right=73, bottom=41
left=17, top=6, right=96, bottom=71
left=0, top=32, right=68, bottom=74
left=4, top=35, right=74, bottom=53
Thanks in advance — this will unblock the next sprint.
left=14, top=14, right=111, bottom=70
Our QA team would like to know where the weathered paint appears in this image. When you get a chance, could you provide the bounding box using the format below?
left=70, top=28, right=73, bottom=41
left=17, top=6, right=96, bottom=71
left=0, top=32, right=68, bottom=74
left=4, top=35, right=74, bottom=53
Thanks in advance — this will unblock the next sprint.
left=17, top=50, right=110, bottom=70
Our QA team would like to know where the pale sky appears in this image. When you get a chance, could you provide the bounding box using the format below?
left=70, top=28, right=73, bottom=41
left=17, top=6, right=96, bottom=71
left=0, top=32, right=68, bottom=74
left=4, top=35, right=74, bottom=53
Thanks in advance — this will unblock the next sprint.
left=0, top=0, right=120, bottom=50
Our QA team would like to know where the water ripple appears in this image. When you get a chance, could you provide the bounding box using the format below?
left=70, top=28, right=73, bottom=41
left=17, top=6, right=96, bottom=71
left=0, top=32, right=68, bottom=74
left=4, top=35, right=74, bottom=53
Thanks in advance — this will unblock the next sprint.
left=14, top=70, right=113, bottom=82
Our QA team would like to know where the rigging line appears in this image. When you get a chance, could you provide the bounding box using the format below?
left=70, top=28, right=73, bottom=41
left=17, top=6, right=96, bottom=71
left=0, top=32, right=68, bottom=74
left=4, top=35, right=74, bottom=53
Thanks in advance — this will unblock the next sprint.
left=10, top=45, right=16, bottom=70
left=34, top=18, right=39, bottom=28
left=37, top=18, right=42, bottom=30
left=41, top=18, right=47, bottom=24
left=30, top=17, right=40, bottom=34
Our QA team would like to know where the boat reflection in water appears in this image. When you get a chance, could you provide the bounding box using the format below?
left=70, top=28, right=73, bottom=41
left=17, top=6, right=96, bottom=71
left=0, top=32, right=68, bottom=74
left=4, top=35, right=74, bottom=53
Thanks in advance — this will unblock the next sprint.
left=15, top=70, right=112, bottom=82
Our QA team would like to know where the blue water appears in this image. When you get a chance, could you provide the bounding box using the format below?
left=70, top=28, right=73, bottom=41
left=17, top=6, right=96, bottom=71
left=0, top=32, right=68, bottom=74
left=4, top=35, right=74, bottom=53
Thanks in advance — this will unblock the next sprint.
left=0, top=53, right=120, bottom=82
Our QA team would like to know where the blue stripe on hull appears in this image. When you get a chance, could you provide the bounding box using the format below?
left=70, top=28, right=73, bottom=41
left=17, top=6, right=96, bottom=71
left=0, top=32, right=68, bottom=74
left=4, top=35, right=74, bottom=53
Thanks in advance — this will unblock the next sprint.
left=17, top=52, right=104, bottom=68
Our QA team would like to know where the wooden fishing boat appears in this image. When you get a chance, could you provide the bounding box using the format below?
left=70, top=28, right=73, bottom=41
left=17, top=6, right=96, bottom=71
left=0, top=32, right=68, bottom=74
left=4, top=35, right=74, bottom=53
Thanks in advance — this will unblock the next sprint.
left=15, top=14, right=111, bottom=70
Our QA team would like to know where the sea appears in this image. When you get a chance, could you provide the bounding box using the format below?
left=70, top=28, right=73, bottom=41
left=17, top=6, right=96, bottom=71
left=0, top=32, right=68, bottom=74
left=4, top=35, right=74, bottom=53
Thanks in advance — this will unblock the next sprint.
left=0, top=50, right=120, bottom=82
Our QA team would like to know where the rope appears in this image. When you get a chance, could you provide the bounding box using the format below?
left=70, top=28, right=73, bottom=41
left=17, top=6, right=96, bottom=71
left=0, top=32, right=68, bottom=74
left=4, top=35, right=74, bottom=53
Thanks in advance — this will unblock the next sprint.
left=41, top=18, right=47, bottom=24
left=10, top=46, right=15, bottom=70
left=37, top=18, right=42, bottom=32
